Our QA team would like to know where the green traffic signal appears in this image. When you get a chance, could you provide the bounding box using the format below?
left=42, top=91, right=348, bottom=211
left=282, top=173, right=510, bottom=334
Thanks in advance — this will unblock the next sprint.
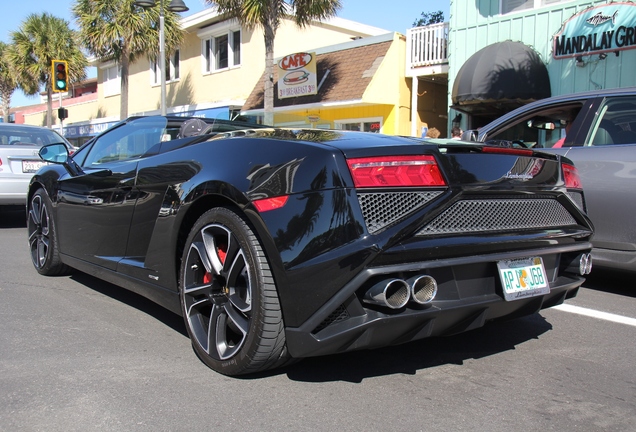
left=52, top=60, right=68, bottom=92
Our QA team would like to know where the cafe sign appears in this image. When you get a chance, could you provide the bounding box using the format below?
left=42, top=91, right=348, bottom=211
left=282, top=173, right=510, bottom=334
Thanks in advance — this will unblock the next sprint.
left=277, top=52, right=317, bottom=99
left=553, top=2, right=636, bottom=59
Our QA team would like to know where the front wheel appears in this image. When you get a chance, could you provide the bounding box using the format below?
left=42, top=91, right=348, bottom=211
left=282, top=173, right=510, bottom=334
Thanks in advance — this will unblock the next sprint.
left=27, top=189, right=71, bottom=276
left=180, top=207, right=290, bottom=375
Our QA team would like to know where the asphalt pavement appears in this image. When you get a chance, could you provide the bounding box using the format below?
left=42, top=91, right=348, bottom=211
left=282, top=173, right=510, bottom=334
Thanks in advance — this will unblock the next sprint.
left=1, top=205, right=635, bottom=431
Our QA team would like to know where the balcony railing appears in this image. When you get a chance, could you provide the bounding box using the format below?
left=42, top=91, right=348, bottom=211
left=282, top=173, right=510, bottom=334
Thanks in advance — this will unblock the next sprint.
left=407, top=22, right=449, bottom=70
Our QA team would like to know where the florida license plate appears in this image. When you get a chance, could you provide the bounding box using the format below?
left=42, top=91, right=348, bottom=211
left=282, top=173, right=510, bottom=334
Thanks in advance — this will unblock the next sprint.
left=497, top=257, right=549, bottom=301
left=22, top=160, right=47, bottom=173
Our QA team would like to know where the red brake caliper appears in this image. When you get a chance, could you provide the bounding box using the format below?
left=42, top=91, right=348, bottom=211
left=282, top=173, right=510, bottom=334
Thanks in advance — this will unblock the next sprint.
left=202, top=244, right=227, bottom=284
left=217, top=244, right=227, bottom=265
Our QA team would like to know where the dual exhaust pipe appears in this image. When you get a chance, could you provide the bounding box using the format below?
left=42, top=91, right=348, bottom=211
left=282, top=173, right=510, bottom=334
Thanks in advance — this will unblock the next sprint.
left=363, top=275, right=438, bottom=309
left=364, top=253, right=592, bottom=310
left=579, top=253, right=592, bottom=275
left=566, top=252, right=593, bottom=275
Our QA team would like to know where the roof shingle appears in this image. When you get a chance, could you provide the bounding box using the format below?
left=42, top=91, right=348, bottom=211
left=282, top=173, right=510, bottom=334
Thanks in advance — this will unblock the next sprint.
left=242, top=40, right=392, bottom=111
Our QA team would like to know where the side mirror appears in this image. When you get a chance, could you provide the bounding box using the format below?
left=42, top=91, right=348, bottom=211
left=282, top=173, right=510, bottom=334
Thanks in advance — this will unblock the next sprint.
left=461, top=130, right=478, bottom=141
left=39, top=143, right=83, bottom=176
left=39, top=143, right=69, bottom=163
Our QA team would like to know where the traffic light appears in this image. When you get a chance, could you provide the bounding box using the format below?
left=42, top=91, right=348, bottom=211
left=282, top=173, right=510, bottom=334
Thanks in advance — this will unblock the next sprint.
left=51, top=60, right=68, bottom=93
left=57, top=107, right=68, bottom=120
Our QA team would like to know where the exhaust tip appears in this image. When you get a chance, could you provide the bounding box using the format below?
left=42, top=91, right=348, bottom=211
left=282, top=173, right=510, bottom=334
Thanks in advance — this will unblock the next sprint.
left=409, top=275, right=437, bottom=304
left=363, top=279, right=410, bottom=309
left=580, top=253, right=593, bottom=275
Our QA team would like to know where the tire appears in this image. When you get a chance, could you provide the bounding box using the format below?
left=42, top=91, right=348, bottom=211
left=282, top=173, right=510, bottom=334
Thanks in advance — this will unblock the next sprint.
left=180, top=207, right=291, bottom=375
left=27, top=189, right=71, bottom=276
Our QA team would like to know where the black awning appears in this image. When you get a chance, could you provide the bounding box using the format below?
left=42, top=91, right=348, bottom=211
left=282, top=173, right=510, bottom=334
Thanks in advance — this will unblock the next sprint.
left=451, top=41, right=551, bottom=114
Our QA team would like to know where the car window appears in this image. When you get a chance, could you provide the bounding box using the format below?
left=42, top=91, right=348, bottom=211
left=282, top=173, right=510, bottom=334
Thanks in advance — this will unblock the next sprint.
left=586, top=97, right=636, bottom=146
left=0, top=127, right=67, bottom=147
left=487, top=103, right=584, bottom=149
left=70, top=138, right=94, bottom=166
left=82, top=117, right=168, bottom=166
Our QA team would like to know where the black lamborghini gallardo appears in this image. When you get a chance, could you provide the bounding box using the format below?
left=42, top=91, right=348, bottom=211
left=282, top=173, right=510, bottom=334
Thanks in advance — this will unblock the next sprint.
left=28, top=116, right=593, bottom=375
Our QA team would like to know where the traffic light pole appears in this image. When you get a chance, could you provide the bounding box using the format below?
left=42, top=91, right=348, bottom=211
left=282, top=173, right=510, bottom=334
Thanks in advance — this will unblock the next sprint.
left=52, top=60, right=69, bottom=133
left=59, top=92, right=64, bottom=131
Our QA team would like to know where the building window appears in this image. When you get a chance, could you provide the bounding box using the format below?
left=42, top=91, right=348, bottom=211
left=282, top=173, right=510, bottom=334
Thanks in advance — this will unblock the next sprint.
left=202, top=29, right=241, bottom=73
left=501, top=0, right=569, bottom=15
left=215, top=34, right=229, bottom=69
left=102, top=64, right=121, bottom=97
left=151, top=50, right=180, bottom=85
left=335, top=118, right=383, bottom=133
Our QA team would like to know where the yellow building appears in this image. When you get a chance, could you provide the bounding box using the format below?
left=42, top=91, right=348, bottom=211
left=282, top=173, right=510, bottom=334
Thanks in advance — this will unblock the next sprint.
left=242, top=33, right=412, bottom=136
left=23, top=9, right=426, bottom=139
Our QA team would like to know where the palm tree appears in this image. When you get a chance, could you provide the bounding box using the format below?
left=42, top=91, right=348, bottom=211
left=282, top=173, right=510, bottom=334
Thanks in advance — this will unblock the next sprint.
left=204, top=0, right=342, bottom=125
left=0, top=42, right=18, bottom=124
left=7, top=13, right=87, bottom=127
left=73, top=0, right=184, bottom=120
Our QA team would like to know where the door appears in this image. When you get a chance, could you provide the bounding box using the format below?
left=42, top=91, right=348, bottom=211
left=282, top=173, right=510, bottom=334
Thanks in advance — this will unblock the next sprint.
left=55, top=117, right=167, bottom=270
left=562, top=96, right=636, bottom=256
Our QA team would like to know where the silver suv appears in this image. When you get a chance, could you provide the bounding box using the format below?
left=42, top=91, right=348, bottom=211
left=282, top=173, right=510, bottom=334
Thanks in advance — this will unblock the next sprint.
left=464, top=87, right=636, bottom=272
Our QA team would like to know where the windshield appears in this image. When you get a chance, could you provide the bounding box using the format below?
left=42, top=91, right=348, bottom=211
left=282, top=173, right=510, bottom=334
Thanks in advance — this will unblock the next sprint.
left=81, top=116, right=168, bottom=166
left=0, top=126, right=68, bottom=147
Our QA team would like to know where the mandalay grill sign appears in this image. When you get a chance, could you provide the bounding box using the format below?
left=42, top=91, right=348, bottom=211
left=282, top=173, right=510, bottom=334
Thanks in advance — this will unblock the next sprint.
left=553, top=2, right=636, bottom=59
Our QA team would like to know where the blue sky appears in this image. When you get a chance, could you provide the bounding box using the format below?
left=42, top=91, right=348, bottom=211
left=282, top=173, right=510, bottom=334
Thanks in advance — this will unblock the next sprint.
left=2, top=0, right=450, bottom=107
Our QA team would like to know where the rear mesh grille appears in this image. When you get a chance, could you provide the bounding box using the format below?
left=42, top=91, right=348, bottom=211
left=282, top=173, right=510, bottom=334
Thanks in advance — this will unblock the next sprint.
left=312, top=304, right=350, bottom=334
left=358, top=191, right=442, bottom=234
left=567, top=191, right=585, bottom=211
left=417, top=198, right=577, bottom=236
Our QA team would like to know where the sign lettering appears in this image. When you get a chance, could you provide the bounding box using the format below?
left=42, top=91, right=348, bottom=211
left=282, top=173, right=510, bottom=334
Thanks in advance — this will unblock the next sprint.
left=277, top=52, right=318, bottom=99
left=553, top=3, right=636, bottom=59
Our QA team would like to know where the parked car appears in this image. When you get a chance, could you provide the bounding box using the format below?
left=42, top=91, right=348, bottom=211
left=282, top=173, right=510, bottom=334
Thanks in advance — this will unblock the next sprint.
left=0, top=123, right=74, bottom=206
left=28, top=115, right=593, bottom=376
left=463, top=87, right=636, bottom=272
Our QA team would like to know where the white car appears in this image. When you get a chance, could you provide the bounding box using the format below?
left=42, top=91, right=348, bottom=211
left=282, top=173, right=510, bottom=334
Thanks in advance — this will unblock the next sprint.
left=0, top=123, right=74, bottom=206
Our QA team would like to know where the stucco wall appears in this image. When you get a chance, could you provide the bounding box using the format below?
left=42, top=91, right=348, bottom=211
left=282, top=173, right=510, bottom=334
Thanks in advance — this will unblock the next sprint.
left=95, top=17, right=381, bottom=119
left=363, top=34, right=410, bottom=135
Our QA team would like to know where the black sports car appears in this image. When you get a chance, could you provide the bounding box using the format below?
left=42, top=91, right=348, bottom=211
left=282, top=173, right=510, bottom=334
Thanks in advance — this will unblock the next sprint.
left=28, top=116, right=594, bottom=376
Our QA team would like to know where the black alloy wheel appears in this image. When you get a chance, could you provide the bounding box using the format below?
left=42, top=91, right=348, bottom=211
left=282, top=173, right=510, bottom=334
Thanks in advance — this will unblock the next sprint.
left=27, top=189, right=70, bottom=276
left=180, top=207, right=290, bottom=375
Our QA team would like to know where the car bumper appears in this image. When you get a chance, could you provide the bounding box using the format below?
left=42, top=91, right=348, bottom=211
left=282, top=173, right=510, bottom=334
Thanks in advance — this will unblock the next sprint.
left=0, top=177, right=29, bottom=205
left=284, top=243, right=590, bottom=358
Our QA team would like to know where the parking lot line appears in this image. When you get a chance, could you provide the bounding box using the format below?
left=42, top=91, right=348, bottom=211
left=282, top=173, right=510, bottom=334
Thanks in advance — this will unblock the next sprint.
left=553, top=304, right=636, bottom=327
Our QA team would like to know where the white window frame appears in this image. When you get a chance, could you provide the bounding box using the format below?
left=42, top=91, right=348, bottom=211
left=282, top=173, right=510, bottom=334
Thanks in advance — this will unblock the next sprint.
left=500, top=0, right=570, bottom=15
left=150, top=50, right=181, bottom=86
left=201, top=27, right=242, bottom=74
left=101, top=62, right=121, bottom=97
left=335, top=117, right=383, bottom=133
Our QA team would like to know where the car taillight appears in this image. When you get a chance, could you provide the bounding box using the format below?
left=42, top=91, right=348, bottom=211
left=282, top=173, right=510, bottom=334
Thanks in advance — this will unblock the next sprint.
left=562, top=163, right=582, bottom=189
left=347, top=155, right=446, bottom=188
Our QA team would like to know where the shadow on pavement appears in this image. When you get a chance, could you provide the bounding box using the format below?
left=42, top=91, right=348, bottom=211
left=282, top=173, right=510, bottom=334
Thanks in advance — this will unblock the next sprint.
left=67, top=265, right=553, bottom=382
left=0, top=206, right=27, bottom=228
left=70, top=271, right=188, bottom=338
left=583, top=268, right=635, bottom=298
left=272, top=313, right=552, bottom=383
